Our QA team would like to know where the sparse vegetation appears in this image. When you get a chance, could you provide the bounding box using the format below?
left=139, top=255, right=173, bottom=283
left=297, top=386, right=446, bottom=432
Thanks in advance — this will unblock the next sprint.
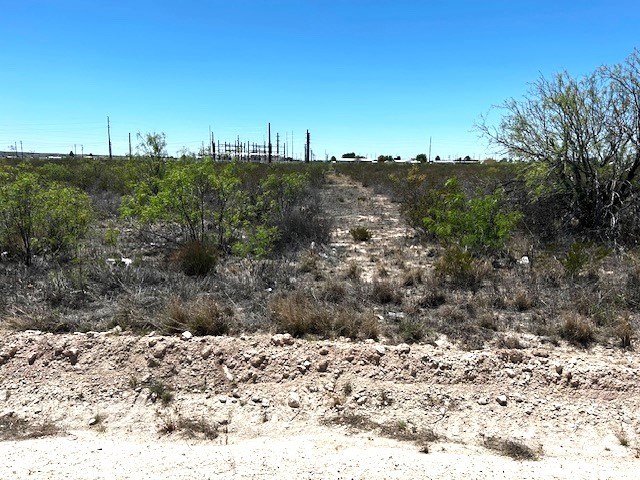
left=483, top=435, right=541, bottom=461
left=0, top=413, right=60, bottom=440
left=350, top=226, right=372, bottom=242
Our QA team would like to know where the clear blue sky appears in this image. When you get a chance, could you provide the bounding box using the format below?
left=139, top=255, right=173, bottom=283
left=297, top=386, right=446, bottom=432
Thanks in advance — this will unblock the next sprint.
left=1, top=0, right=639, bottom=160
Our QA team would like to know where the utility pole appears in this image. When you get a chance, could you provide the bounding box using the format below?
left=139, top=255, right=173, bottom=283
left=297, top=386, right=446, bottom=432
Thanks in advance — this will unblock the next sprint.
left=276, top=132, right=280, bottom=160
left=209, top=126, right=213, bottom=157
left=20, top=141, right=23, bottom=158
left=74, top=143, right=76, bottom=156
left=428, top=136, right=432, bottom=163
left=128, top=133, right=132, bottom=158
left=291, top=131, right=293, bottom=161
left=81, top=144, right=84, bottom=158
left=268, top=122, right=272, bottom=163
left=305, top=130, right=310, bottom=163
left=107, top=116, right=113, bottom=161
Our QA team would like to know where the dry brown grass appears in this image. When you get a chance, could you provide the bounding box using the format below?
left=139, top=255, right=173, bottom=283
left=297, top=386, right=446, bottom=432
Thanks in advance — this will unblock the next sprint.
left=0, top=413, right=60, bottom=441
left=483, top=435, right=542, bottom=460
left=269, top=291, right=379, bottom=340
left=162, top=296, right=235, bottom=336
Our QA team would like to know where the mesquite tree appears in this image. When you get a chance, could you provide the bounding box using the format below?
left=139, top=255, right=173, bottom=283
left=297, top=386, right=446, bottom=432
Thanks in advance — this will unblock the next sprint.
left=479, top=50, right=640, bottom=241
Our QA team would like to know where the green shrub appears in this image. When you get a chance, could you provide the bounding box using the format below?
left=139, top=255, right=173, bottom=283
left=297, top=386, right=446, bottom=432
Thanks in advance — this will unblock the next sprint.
left=0, top=170, right=93, bottom=265
left=422, top=177, right=521, bottom=254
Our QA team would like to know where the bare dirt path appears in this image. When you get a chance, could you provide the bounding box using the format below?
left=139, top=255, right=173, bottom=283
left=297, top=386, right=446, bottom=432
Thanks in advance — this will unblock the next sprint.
left=1, top=172, right=639, bottom=479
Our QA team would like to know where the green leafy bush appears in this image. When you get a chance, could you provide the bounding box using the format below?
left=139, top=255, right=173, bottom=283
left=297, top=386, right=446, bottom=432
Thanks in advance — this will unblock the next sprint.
left=422, top=178, right=521, bottom=254
left=0, top=170, right=93, bottom=265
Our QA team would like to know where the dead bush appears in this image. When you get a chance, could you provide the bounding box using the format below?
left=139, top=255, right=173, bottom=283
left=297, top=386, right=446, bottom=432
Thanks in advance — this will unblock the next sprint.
left=350, top=226, right=372, bottom=242
left=484, top=435, right=541, bottom=461
left=169, top=241, right=218, bottom=277
left=372, top=280, right=402, bottom=305
left=269, top=291, right=378, bottom=340
left=558, top=314, right=596, bottom=347
left=159, top=411, right=220, bottom=440
left=162, top=296, right=235, bottom=336
left=402, top=268, right=423, bottom=287
left=616, top=317, right=634, bottom=349
left=0, top=413, right=60, bottom=440
left=434, top=247, right=491, bottom=292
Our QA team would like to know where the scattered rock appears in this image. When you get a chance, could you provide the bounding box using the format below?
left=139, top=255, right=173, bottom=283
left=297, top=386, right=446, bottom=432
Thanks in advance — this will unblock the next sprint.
left=496, top=395, right=508, bottom=406
left=477, top=397, right=489, bottom=406
left=63, top=347, right=79, bottom=365
left=396, top=343, right=411, bottom=355
left=317, top=360, right=329, bottom=372
left=152, top=344, right=167, bottom=359
left=288, top=391, right=301, bottom=408
left=201, top=346, right=213, bottom=359
left=505, top=368, right=516, bottom=378
left=27, top=352, right=38, bottom=365
left=0, top=390, right=9, bottom=402
left=181, top=331, right=193, bottom=340
left=271, top=334, right=295, bottom=347
left=375, top=345, right=386, bottom=356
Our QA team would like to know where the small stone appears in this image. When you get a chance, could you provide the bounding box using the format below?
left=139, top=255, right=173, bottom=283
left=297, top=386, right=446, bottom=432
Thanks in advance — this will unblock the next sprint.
left=88, top=416, right=99, bottom=426
left=63, top=347, right=79, bottom=365
left=152, top=344, right=167, bottom=359
left=232, top=389, right=241, bottom=399
left=555, top=364, right=564, bottom=374
left=375, top=345, right=386, bottom=356
left=27, top=352, right=38, bottom=365
left=219, top=397, right=227, bottom=403
left=181, top=331, right=193, bottom=340
left=505, top=368, right=516, bottom=378
left=0, top=390, right=9, bottom=402
left=477, top=397, right=489, bottom=406
left=252, top=396, right=262, bottom=403
left=201, top=346, right=213, bottom=359
left=288, top=392, right=301, bottom=408
left=496, top=395, right=508, bottom=406
left=223, top=366, right=235, bottom=382
left=356, top=396, right=368, bottom=405
left=396, top=343, right=411, bottom=355
left=319, top=346, right=329, bottom=356
left=317, top=360, right=329, bottom=372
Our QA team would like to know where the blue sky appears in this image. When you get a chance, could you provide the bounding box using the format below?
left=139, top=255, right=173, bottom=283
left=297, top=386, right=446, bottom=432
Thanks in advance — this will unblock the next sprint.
left=1, top=1, right=639, bottom=160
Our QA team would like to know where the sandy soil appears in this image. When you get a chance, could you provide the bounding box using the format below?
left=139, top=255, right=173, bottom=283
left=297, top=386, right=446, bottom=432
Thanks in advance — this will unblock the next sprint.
left=1, top=172, right=639, bottom=479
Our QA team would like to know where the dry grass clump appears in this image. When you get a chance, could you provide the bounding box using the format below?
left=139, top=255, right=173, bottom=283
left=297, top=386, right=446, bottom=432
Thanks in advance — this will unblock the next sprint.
left=615, top=317, right=634, bottom=349
left=162, top=296, right=235, bottom=336
left=169, top=241, right=218, bottom=276
left=0, top=413, right=60, bottom=441
left=269, top=291, right=379, bottom=340
left=401, top=268, right=423, bottom=287
left=371, top=279, right=402, bottom=305
left=350, top=226, right=372, bottom=242
left=558, top=313, right=596, bottom=347
left=324, top=413, right=440, bottom=451
left=159, top=411, right=220, bottom=440
left=434, top=247, right=492, bottom=292
left=483, top=435, right=541, bottom=460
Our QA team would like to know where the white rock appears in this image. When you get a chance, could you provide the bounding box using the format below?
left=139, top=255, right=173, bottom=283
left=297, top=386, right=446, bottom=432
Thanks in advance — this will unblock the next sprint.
left=496, top=395, right=508, bottom=406
left=505, top=368, right=516, bottom=378
left=375, top=345, right=386, bottom=356
left=181, top=331, right=193, bottom=340
left=288, top=392, right=301, bottom=408
left=396, top=343, right=411, bottom=354
left=477, top=397, right=489, bottom=405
